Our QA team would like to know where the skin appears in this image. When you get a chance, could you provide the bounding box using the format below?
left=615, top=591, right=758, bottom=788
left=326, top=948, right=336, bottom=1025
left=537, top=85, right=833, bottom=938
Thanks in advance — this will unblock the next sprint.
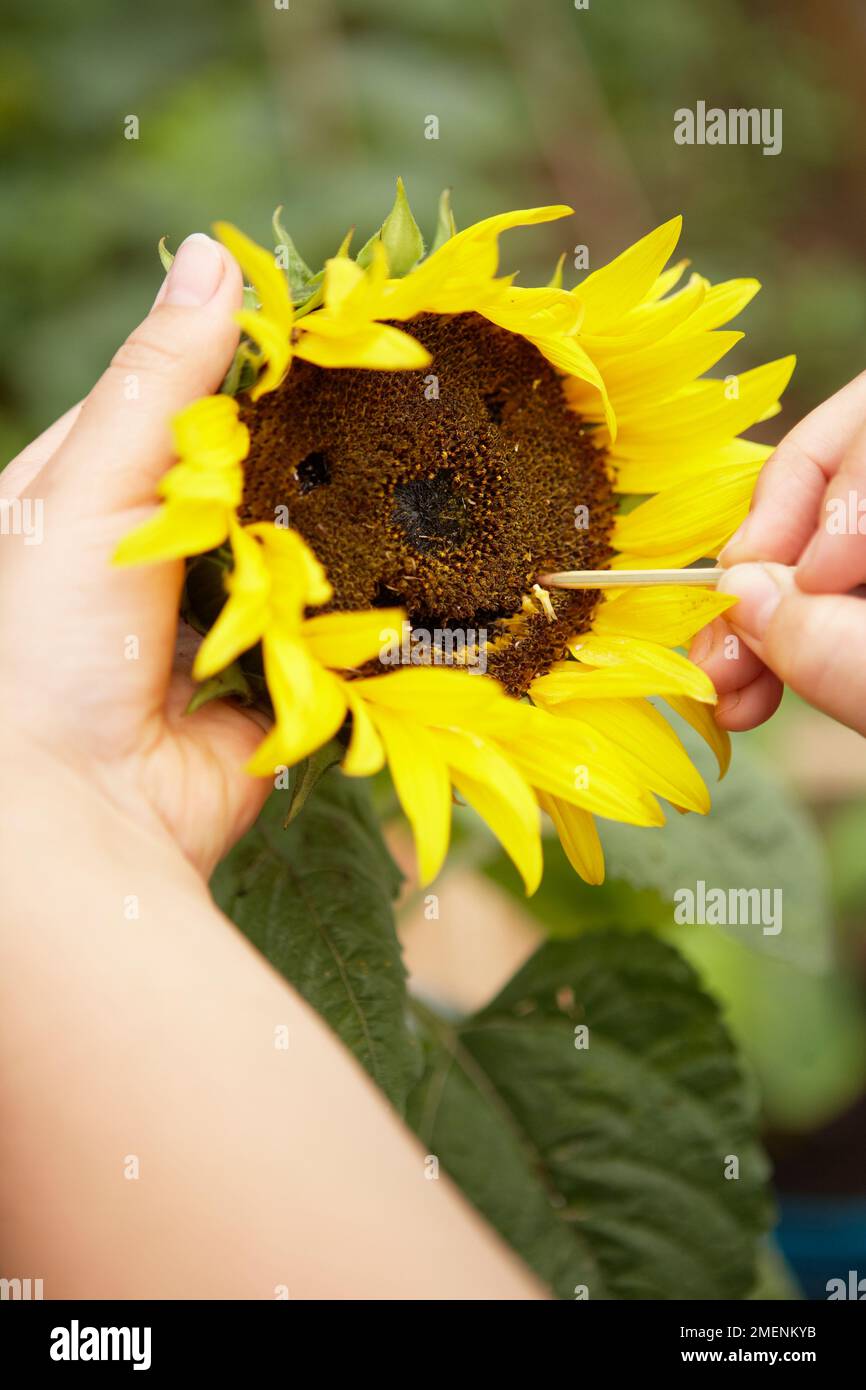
left=689, top=370, right=866, bottom=737
left=0, top=234, right=545, bottom=1299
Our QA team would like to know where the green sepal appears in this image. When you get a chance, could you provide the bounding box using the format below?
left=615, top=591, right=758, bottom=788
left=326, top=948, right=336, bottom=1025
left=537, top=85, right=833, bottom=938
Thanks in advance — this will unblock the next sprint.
left=334, top=226, right=354, bottom=258
left=356, top=177, right=425, bottom=276
left=158, top=236, right=174, bottom=273
left=430, top=187, right=457, bottom=253
left=294, top=226, right=354, bottom=319
left=281, top=741, right=344, bottom=826
left=181, top=548, right=232, bottom=635
left=272, top=205, right=323, bottom=305
left=185, top=660, right=253, bottom=715
left=220, top=342, right=259, bottom=397
left=547, top=251, right=566, bottom=289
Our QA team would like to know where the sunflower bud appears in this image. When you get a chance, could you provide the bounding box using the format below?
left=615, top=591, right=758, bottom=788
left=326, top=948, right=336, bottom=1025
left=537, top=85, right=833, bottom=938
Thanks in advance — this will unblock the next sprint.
left=357, top=177, right=425, bottom=277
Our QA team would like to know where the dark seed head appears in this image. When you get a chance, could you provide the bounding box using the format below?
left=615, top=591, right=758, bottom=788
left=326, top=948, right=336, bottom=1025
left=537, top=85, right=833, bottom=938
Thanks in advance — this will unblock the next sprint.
left=238, top=312, right=615, bottom=695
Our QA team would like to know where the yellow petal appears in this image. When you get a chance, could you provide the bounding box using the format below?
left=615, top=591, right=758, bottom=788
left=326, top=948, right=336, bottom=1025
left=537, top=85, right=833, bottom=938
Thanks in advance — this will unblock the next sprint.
left=492, top=702, right=664, bottom=827
left=370, top=705, right=452, bottom=885
left=481, top=285, right=584, bottom=338
left=192, top=534, right=269, bottom=679
left=574, top=217, right=683, bottom=333
left=612, top=456, right=767, bottom=567
left=573, top=273, right=706, bottom=356
left=666, top=277, right=760, bottom=336
left=434, top=728, right=542, bottom=894
left=612, top=437, right=771, bottom=494
left=342, top=686, right=386, bottom=776
left=665, top=694, right=732, bottom=778
left=172, top=394, right=249, bottom=466
left=593, top=586, right=736, bottom=647
left=385, top=205, right=572, bottom=318
left=354, top=666, right=507, bottom=721
left=529, top=332, right=617, bottom=439
left=295, top=322, right=430, bottom=370
left=320, top=254, right=366, bottom=310
left=646, top=258, right=690, bottom=302
left=113, top=500, right=229, bottom=566
left=246, top=522, right=333, bottom=614
left=594, top=330, right=744, bottom=413
left=195, top=521, right=299, bottom=679
left=547, top=697, right=710, bottom=814
left=566, top=634, right=717, bottom=702
left=301, top=608, right=405, bottom=670
left=538, top=793, right=604, bottom=885
left=235, top=309, right=292, bottom=400
left=215, top=222, right=293, bottom=332
left=615, top=355, right=796, bottom=443
left=246, top=654, right=347, bottom=776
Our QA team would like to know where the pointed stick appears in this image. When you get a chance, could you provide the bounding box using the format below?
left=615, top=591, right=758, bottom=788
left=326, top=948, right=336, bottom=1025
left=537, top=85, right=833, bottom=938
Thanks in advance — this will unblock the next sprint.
left=538, top=567, right=724, bottom=590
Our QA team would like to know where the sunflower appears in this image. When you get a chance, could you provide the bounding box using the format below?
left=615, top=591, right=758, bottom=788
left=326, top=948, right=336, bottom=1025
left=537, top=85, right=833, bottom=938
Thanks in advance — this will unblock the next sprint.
left=115, top=181, right=794, bottom=891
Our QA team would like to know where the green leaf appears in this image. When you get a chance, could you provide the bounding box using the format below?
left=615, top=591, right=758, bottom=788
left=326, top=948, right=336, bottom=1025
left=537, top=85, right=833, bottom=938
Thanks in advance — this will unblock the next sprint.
left=185, top=659, right=251, bottom=714
left=356, top=176, right=425, bottom=275
left=408, top=931, right=772, bottom=1300
left=211, top=773, right=422, bottom=1113
left=279, top=741, right=343, bottom=825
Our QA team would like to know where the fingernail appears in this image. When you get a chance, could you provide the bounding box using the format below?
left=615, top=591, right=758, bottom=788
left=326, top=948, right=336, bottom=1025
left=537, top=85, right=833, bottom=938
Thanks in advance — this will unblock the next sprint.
left=689, top=625, right=714, bottom=665
left=717, top=563, right=788, bottom=640
left=719, top=516, right=750, bottom=565
left=158, top=233, right=224, bottom=308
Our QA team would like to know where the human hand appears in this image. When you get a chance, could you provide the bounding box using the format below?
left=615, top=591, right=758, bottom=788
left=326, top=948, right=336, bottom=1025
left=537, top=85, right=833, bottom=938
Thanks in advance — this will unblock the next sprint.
left=688, top=371, right=866, bottom=737
left=0, top=233, right=270, bottom=877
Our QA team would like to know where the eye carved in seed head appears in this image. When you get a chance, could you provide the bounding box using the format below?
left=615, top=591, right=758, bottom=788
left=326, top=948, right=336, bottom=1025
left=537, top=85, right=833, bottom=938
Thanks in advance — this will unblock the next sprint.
left=390, top=472, right=470, bottom=553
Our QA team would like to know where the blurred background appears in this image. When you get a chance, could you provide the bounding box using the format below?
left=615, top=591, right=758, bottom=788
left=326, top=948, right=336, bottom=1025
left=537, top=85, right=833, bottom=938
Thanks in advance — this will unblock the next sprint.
left=4, top=0, right=866, bottom=1297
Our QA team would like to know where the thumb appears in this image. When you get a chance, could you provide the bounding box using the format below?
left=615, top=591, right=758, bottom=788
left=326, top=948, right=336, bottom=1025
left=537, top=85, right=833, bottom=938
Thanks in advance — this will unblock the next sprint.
left=34, top=233, right=242, bottom=522
left=4, top=235, right=243, bottom=738
left=718, top=562, right=866, bottom=735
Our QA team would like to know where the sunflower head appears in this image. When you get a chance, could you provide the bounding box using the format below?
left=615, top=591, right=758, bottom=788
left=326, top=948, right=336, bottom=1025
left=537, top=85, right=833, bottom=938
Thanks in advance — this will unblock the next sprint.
left=114, top=180, right=794, bottom=892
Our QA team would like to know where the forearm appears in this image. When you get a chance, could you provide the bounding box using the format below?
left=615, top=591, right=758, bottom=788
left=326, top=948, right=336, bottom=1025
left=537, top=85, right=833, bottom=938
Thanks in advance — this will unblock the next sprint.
left=0, top=743, right=544, bottom=1299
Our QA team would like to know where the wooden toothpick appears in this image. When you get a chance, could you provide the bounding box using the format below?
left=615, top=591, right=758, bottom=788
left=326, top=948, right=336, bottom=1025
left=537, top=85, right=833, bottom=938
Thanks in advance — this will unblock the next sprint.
left=538, top=567, right=724, bottom=590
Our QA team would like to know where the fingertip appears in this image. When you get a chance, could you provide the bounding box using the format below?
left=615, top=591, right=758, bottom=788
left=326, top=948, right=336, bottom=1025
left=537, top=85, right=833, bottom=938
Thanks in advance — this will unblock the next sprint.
left=691, top=615, right=767, bottom=695
left=715, top=667, right=783, bottom=731
left=718, top=519, right=751, bottom=567
left=717, top=562, right=795, bottom=642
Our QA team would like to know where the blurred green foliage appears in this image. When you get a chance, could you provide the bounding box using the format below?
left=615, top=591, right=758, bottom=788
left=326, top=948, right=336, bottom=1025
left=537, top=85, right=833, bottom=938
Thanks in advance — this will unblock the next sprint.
left=4, top=0, right=866, bottom=461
